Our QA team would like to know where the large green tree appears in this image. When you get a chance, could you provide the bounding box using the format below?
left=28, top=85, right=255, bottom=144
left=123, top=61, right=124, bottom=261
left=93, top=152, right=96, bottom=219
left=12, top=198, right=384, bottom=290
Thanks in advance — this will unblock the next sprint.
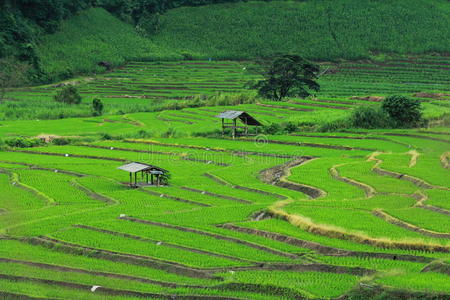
left=250, top=55, right=320, bottom=101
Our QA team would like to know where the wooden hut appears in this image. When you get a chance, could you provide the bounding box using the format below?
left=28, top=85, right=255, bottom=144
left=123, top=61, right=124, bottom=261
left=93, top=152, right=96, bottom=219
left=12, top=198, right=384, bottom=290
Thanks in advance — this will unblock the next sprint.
left=215, top=110, right=262, bottom=138
left=118, top=162, right=168, bottom=188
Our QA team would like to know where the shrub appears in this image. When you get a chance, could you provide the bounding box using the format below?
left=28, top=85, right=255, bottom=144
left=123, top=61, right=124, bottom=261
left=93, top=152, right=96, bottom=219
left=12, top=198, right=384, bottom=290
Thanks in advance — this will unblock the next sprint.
left=52, top=137, right=73, bottom=145
left=100, top=133, right=113, bottom=140
left=92, top=98, right=104, bottom=116
left=283, top=121, right=298, bottom=133
left=263, top=123, right=282, bottom=135
left=54, top=85, right=82, bottom=104
left=351, top=106, right=391, bottom=129
left=381, top=95, right=422, bottom=127
left=4, top=137, right=43, bottom=148
left=319, top=119, right=350, bottom=132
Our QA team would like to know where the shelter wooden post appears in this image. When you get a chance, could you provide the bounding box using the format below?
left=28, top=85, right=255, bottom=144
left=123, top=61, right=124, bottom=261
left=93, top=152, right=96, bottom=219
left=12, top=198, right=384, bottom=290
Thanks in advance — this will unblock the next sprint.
left=221, top=118, right=224, bottom=136
left=232, top=118, right=236, bottom=138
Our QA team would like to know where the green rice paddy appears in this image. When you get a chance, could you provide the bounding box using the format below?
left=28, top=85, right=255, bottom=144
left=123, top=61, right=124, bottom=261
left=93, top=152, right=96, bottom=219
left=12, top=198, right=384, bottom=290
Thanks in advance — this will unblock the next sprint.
left=0, top=58, right=449, bottom=299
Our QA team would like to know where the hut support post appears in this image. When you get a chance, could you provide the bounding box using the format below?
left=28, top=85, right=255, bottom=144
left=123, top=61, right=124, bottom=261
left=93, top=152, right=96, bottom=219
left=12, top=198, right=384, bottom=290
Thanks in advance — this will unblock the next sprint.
left=129, top=172, right=132, bottom=187
left=134, top=172, right=137, bottom=187
left=244, top=117, right=248, bottom=136
left=232, top=119, right=236, bottom=139
left=221, top=118, right=224, bottom=136
left=146, top=173, right=149, bottom=184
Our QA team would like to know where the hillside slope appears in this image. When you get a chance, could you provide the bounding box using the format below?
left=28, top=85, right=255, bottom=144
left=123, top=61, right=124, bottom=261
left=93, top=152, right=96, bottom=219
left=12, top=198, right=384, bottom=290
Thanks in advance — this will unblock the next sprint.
left=152, top=0, right=450, bottom=60
left=37, top=8, right=179, bottom=82
left=37, top=0, right=450, bottom=81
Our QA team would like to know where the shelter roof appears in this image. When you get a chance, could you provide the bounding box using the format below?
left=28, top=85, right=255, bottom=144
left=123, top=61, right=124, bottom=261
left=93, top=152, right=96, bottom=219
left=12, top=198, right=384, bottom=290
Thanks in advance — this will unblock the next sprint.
left=118, top=162, right=167, bottom=173
left=215, top=110, right=262, bottom=126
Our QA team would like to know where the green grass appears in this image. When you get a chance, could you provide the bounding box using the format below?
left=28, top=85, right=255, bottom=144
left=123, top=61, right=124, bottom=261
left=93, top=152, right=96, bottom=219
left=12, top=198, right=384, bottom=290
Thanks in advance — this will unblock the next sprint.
left=37, top=8, right=178, bottom=82
left=153, top=0, right=450, bottom=61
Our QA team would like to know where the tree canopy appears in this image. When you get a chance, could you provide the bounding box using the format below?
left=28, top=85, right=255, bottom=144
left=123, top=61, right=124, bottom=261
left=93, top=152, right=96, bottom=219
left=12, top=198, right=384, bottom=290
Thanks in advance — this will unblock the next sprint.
left=250, top=55, right=320, bottom=101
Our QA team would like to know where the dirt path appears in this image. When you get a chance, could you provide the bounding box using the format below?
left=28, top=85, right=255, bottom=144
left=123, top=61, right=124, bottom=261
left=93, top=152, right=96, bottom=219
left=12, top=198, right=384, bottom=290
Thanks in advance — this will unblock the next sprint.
left=413, top=191, right=450, bottom=216
left=408, top=150, right=420, bottom=167
left=330, top=164, right=375, bottom=198
left=440, top=151, right=450, bottom=169
left=259, top=157, right=325, bottom=199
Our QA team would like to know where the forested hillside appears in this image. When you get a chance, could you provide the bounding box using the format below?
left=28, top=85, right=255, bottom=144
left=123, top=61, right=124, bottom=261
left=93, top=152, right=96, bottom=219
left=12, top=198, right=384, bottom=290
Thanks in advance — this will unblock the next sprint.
left=1, top=0, right=450, bottom=83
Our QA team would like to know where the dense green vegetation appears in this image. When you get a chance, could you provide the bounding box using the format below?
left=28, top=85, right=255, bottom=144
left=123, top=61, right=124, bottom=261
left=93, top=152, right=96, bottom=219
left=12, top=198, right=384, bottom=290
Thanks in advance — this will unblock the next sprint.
left=2, top=0, right=450, bottom=82
left=0, top=0, right=449, bottom=298
left=152, top=0, right=450, bottom=60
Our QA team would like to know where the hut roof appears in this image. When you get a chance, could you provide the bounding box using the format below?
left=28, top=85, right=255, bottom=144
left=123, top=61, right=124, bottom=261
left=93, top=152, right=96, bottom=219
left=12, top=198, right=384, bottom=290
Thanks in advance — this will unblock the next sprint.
left=215, top=110, right=262, bottom=126
left=118, top=162, right=167, bottom=173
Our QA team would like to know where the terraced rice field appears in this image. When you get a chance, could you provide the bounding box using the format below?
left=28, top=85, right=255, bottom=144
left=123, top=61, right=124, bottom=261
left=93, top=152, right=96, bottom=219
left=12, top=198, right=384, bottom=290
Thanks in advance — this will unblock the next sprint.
left=3, top=55, right=450, bottom=121
left=0, top=130, right=449, bottom=299
left=1, top=57, right=449, bottom=299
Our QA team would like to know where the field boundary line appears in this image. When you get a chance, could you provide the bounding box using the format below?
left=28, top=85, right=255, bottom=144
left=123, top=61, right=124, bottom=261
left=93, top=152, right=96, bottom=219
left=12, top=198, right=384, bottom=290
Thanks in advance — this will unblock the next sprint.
left=204, top=172, right=287, bottom=200
left=372, top=209, right=450, bottom=239
left=0, top=168, right=55, bottom=205
left=140, top=188, right=212, bottom=207
left=180, top=186, right=252, bottom=204
left=0, top=273, right=238, bottom=300
left=440, top=151, right=449, bottom=169
left=119, top=216, right=298, bottom=259
left=259, top=157, right=325, bottom=199
left=330, top=163, right=375, bottom=198
left=0, top=257, right=206, bottom=288
left=70, top=179, right=117, bottom=204
left=269, top=201, right=450, bottom=253
left=73, top=224, right=252, bottom=263
left=218, top=223, right=433, bottom=262
left=25, top=236, right=217, bottom=279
